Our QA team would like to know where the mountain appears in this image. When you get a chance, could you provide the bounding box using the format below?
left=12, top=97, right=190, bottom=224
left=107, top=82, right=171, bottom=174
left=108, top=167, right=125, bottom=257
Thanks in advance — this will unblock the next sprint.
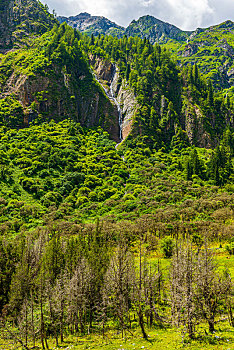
left=125, top=15, right=190, bottom=43
left=0, top=0, right=57, bottom=52
left=164, top=20, right=234, bottom=91
left=58, top=12, right=125, bottom=38
left=58, top=13, right=234, bottom=92
left=0, top=3, right=233, bottom=348
left=89, top=35, right=233, bottom=149
left=58, top=13, right=189, bottom=43
left=0, top=5, right=120, bottom=140
left=1, top=3, right=233, bottom=148
left=0, top=2, right=233, bottom=149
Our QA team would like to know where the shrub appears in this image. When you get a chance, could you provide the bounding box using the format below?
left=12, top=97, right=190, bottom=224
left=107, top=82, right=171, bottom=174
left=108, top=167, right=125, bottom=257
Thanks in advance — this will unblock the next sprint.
left=225, top=241, right=234, bottom=255
left=161, top=236, right=175, bottom=258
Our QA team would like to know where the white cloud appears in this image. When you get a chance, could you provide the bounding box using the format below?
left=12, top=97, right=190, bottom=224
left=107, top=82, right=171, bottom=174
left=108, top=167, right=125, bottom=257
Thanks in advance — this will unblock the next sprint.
left=40, top=0, right=234, bottom=30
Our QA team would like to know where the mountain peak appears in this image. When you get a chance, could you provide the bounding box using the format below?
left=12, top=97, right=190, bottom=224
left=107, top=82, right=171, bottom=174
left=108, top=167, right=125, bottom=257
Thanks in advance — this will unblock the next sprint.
left=58, top=12, right=125, bottom=37
left=126, top=14, right=189, bottom=43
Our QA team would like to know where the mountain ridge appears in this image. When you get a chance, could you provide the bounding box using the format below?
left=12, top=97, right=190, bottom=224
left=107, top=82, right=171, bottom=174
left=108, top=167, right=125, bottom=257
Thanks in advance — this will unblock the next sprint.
left=0, top=2, right=233, bottom=150
left=58, top=12, right=125, bottom=38
left=58, top=12, right=234, bottom=91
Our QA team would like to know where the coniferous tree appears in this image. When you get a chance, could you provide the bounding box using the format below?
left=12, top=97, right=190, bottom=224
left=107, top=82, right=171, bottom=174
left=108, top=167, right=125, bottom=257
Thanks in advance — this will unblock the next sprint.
left=207, top=80, right=214, bottom=107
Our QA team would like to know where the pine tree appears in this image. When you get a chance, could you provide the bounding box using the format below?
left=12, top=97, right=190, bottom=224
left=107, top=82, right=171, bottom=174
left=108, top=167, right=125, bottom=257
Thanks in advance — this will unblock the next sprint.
left=125, top=63, right=130, bottom=81
left=193, top=64, right=199, bottom=86
left=90, top=33, right=95, bottom=46
left=207, top=80, right=214, bottom=106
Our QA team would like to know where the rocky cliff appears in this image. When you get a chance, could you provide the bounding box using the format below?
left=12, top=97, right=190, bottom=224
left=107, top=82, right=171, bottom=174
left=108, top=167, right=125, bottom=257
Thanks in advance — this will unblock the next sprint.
left=58, top=12, right=124, bottom=38
left=58, top=13, right=189, bottom=44
left=90, top=56, right=139, bottom=141
left=0, top=0, right=57, bottom=52
left=0, top=22, right=120, bottom=141
left=60, top=12, right=234, bottom=93
left=125, top=15, right=189, bottom=44
left=167, top=21, right=234, bottom=90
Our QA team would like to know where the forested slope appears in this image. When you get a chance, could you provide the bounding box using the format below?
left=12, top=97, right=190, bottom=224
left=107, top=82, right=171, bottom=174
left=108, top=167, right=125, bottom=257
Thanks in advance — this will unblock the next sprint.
left=0, top=2, right=233, bottom=349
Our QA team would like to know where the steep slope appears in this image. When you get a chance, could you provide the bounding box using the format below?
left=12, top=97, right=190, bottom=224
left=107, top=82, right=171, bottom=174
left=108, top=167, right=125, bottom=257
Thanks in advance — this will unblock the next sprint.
left=0, top=0, right=57, bottom=52
left=58, top=12, right=125, bottom=38
left=164, top=21, right=234, bottom=92
left=0, top=22, right=120, bottom=140
left=125, top=15, right=190, bottom=44
left=87, top=34, right=233, bottom=149
left=58, top=13, right=189, bottom=44
left=0, top=1, right=233, bottom=147
left=60, top=12, right=234, bottom=93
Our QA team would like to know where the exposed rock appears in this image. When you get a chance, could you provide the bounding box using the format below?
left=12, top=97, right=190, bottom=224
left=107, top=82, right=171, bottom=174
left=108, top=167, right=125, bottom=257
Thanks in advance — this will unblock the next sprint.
left=58, top=12, right=124, bottom=38
left=59, top=12, right=190, bottom=44
left=181, top=43, right=198, bottom=57
left=117, top=81, right=139, bottom=140
left=125, top=15, right=190, bottom=44
left=0, top=62, right=120, bottom=141
left=90, top=55, right=114, bottom=82
left=184, top=103, right=213, bottom=148
left=90, top=56, right=139, bottom=141
left=0, top=0, right=56, bottom=52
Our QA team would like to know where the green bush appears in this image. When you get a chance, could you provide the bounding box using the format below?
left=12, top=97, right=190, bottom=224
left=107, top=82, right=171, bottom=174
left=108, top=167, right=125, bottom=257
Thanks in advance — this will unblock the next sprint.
left=161, top=236, right=175, bottom=258
left=225, top=241, right=234, bottom=255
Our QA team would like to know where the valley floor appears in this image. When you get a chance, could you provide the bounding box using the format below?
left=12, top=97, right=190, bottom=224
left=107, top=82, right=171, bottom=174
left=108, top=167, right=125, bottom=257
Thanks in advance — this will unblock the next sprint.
left=1, top=325, right=233, bottom=350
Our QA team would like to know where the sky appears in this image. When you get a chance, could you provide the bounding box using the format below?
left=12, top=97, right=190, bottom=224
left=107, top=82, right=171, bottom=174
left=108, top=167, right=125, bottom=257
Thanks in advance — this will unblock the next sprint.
left=40, top=0, right=234, bottom=31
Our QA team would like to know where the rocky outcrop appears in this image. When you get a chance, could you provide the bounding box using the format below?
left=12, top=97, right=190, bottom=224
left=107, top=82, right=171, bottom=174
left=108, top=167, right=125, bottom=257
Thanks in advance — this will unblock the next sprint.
left=125, top=15, right=190, bottom=44
left=90, top=57, right=139, bottom=141
left=117, top=81, right=139, bottom=140
left=0, top=0, right=56, bottom=52
left=180, top=43, right=198, bottom=57
left=184, top=103, right=213, bottom=148
left=59, top=13, right=189, bottom=44
left=58, top=13, right=124, bottom=38
left=89, top=55, right=114, bottom=82
left=0, top=61, right=120, bottom=141
left=176, top=21, right=234, bottom=90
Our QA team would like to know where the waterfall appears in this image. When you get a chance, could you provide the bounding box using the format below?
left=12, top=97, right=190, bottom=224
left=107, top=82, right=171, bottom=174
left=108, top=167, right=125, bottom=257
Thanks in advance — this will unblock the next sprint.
left=93, top=66, right=122, bottom=143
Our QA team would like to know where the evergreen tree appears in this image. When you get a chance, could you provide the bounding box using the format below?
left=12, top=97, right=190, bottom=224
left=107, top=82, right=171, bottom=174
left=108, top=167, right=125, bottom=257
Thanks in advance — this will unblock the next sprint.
left=207, top=80, right=214, bottom=106
left=125, top=63, right=131, bottom=81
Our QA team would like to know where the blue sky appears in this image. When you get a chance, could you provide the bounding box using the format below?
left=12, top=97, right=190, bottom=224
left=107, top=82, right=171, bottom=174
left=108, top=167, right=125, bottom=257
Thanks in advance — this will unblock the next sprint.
left=41, top=0, right=234, bottom=30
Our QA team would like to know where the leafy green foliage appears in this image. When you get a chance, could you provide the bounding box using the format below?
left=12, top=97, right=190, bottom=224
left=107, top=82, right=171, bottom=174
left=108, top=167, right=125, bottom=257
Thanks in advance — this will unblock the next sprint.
left=164, top=21, right=234, bottom=93
left=85, top=33, right=233, bottom=149
left=160, top=236, right=175, bottom=258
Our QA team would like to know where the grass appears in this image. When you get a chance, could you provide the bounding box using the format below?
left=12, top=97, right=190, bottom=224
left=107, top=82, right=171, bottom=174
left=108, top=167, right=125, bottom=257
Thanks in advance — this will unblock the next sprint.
left=1, top=324, right=233, bottom=350
left=1, top=243, right=233, bottom=350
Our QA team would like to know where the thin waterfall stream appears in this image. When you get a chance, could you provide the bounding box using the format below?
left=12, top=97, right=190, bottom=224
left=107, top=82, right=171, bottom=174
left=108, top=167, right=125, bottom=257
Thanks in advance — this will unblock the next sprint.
left=93, top=66, right=122, bottom=145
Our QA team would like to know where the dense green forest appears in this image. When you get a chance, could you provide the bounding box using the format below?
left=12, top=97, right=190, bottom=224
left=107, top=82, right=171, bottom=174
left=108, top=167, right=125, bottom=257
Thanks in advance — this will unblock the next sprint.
left=0, top=1, right=233, bottom=350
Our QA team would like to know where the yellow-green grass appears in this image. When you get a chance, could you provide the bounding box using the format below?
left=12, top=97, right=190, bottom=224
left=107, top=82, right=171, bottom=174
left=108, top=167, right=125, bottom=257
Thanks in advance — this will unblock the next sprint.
left=1, top=324, right=233, bottom=350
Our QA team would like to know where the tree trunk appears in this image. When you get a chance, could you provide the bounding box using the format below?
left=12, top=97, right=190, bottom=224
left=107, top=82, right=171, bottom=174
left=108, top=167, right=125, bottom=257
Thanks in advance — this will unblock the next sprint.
left=138, top=308, right=148, bottom=340
left=40, top=293, right=45, bottom=350
left=25, top=299, right=28, bottom=347
left=227, top=301, right=234, bottom=327
left=208, top=319, right=215, bottom=333
left=60, top=300, right=64, bottom=343
left=31, top=292, right=35, bottom=348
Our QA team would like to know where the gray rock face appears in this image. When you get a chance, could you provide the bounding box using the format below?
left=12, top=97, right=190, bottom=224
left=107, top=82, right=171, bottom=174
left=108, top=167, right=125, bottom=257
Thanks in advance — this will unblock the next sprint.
left=117, top=81, right=139, bottom=140
left=58, top=13, right=124, bottom=37
left=125, top=15, right=190, bottom=44
left=58, top=13, right=189, bottom=43
left=90, top=56, right=139, bottom=141
left=184, top=103, right=213, bottom=148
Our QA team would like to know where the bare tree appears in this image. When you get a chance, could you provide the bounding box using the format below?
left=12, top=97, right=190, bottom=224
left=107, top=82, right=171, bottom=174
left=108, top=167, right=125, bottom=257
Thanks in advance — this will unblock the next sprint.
left=196, top=245, right=232, bottom=333
left=102, top=242, right=135, bottom=338
left=171, top=242, right=198, bottom=339
left=66, top=258, right=92, bottom=335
